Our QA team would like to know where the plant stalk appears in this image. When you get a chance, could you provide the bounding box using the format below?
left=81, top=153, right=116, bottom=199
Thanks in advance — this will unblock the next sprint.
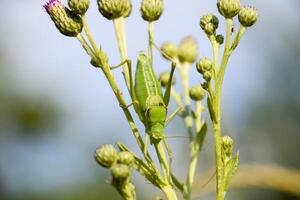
left=113, top=17, right=130, bottom=90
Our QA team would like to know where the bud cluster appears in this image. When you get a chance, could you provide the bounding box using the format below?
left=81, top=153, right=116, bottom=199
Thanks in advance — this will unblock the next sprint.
left=221, top=136, right=234, bottom=159
left=68, top=0, right=90, bottom=15
left=140, top=0, right=164, bottom=22
left=200, top=14, right=219, bottom=36
left=159, top=71, right=176, bottom=88
left=95, top=144, right=135, bottom=183
left=217, top=0, right=241, bottom=19
left=98, top=0, right=132, bottom=20
left=238, top=6, right=258, bottom=27
left=189, top=85, right=206, bottom=101
left=44, top=0, right=83, bottom=37
left=160, top=36, right=199, bottom=64
left=177, top=36, right=199, bottom=63
left=196, top=57, right=213, bottom=81
left=160, top=42, right=178, bottom=60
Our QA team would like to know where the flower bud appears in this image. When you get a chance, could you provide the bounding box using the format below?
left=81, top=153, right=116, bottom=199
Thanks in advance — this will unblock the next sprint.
left=95, top=144, right=117, bottom=168
left=221, top=136, right=234, bottom=157
left=111, top=164, right=130, bottom=181
left=216, top=34, right=224, bottom=44
left=177, top=36, right=199, bottom=63
left=238, top=6, right=258, bottom=27
left=117, top=152, right=134, bottom=166
left=200, top=14, right=219, bottom=35
left=160, top=42, right=178, bottom=60
left=196, top=57, right=213, bottom=74
left=203, top=71, right=212, bottom=81
left=68, top=0, right=90, bottom=15
left=189, top=85, right=206, bottom=101
left=159, top=71, right=176, bottom=87
left=217, top=0, right=241, bottom=19
left=140, top=0, right=164, bottom=22
left=98, top=0, right=132, bottom=20
left=44, top=0, right=83, bottom=37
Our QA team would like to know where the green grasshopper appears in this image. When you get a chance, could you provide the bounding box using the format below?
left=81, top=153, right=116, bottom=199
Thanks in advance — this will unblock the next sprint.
left=113, top=53, right=180, bottom=155
left=132, top=53, right=180, bottom=155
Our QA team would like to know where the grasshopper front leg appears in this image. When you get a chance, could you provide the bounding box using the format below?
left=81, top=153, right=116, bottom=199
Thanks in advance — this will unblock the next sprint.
left=163, top=62, right=176, bottom=106
left=165, top=106, right=183, bottom=125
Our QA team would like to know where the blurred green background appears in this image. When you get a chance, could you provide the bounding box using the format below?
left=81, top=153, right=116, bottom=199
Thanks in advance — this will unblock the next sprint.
left=0, top=0, right=299, bottom=199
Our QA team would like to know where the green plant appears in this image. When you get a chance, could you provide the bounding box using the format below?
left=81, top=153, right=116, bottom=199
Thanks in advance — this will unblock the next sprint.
left=44, top=0, right=258, bottom=199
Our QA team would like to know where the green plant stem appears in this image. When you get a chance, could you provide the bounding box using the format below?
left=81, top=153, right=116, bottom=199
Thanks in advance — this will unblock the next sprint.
left=212, top=18, right=233, bottom=200
left=230, top=26, right=246, bottom=53
left=155, top=141, right=171, bottom=184
left=195, top=102, right=203, bottom=133
left=113, top=17, right=130, bottom=89
left=76, top=34, right=97, bottom=59
left=154, top=141, right=178, bottom=200
left=82, top=15, right=99, bottom=54
left=184, top=102, right=203, bottom=200
left=178, top=63, right=194, bottom=140
left=161, top=186, right=178, bottom=200
left=148, top=22, right=154, bottom=64
left=209, top=35, right=220, bottom=79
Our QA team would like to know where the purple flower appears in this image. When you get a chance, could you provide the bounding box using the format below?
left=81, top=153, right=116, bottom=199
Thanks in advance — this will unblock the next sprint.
left=43, top=0, right=63, bottom=13
left=43, top=0, right=83, bottom=37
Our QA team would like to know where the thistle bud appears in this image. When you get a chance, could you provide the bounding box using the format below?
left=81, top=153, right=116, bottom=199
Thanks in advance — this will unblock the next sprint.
left=159, top=71, right=176, bottom=87
left=203, top=71, right=212, bottom=81
left=177, top=36, right=199, bottom=63
left=217, top=0, right=241, bottom=19
left=221, top=136, right=234, bottom=157
left=68, top=0, right=90, bottom=15
left=238, top=6, right=258, bottom=27
left=200, top=14, right=219, bottom=35
left=117, top=152, right=134, bottom=166
left=216, top=34, right=224, bottom=44
left=44, top=0, right=83, bottom=37
left=189, top=85, right=206, bottom=101
left=160, top=42, right=178, bottom=60
left=95, top=144, right=117, bottom=168
left=196, top=57, right=213, bottom=74
left=140, top=0, right=164, bottom=22
left=98, top=0, right=132, bottom=20
left=111, top=164, right=130, bottom=181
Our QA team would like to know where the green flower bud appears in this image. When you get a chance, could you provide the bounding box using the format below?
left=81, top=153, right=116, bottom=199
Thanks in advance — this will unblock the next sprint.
left=140, top=0, right=164, bottom=22
left=217, top=0, right=241, bottom=19
left=98, top=0, right=132, bottom=20
left=238, top=6, right=258, bottom=27
left=68, top=0, right=90, bottom=15
left=216, top=34, right=224, bottom=44
left=111, top=164, right=130, bottom=181
left=177, top=36, right=199, bottom=63
left=200, top=14, right=219, bottom=35
left=95, top=144, right=118, bottom=168
left=196, top=57, right=213, bottom=74
left=221, top=135, right=234, bottom=157
left=117, top=152, right=134, bottom=166
left=203, top=71, right=212, bottom=81
left=44, top=0, right=83, bottom=37
left=160, top=42, right=178, bottom=60
left=159, top=71, right=176, bottom=87
left=189, top=85, right=206, bottom=101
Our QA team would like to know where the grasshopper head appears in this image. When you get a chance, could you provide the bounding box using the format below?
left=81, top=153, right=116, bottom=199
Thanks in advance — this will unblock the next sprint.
left=146, top=105, right=167, bottom=142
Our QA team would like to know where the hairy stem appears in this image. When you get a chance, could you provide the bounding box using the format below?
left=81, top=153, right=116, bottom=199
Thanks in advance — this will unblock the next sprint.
left=113, top=17, right=130, bottom=89
left=82, top=15, right=99, bottom=54
left=148, top=22, right=154, bottom=64
left=212, top=18, right=233, bottom=200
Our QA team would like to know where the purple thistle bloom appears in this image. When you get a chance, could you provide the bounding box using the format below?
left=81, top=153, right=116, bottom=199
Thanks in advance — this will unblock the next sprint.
left=43, top=0, right=62, bottom=13
left=43, top=0, right=83, bottom=37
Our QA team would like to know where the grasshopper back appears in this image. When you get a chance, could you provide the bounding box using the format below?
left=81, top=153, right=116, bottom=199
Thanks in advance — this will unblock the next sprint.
left=134, top=53, right=163, bottom=113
